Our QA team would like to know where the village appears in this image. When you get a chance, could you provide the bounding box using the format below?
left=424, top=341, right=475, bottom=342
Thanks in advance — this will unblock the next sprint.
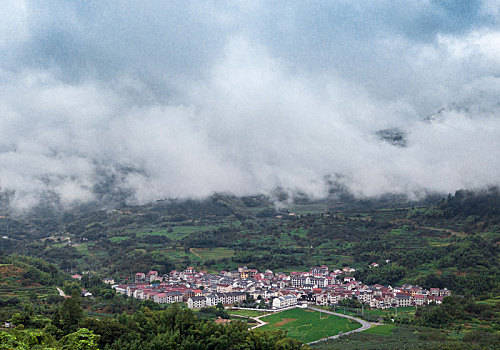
left=106, top=265, right=451, bottom=310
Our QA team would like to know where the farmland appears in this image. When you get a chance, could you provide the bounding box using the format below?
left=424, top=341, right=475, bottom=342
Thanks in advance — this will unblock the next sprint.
left=190, top=247, right=236, bottom=262
left=259, top=308, right=362, bottom=343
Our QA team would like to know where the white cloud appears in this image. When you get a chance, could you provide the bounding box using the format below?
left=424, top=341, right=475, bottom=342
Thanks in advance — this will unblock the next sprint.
left=438, top=30, right=500, bottom=64
left=0, top=0, right=28, bottom=48
left=0, top=2, right=499, bottom=209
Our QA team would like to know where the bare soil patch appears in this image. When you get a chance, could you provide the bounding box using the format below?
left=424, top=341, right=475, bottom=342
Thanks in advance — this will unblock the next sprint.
left=275, top=318, right=296, bottom=327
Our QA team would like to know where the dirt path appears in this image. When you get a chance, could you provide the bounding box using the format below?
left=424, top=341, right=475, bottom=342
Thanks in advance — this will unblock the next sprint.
left=189, top=248, right=204, bottom=261
left=417, top=225, right=465, bottom=237
left=393, top=218, right=466, bottom=238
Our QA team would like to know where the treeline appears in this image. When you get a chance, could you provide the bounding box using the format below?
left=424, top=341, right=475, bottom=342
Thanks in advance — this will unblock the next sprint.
left=439, top=188, right=500, bottom=220
left=414, top=296, right=498, bottom=331
left=409, top=187, right=500, bottom=232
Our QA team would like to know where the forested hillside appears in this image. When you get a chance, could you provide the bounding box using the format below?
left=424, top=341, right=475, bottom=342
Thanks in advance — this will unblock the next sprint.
left=0, top=191, right=498, bottom=296
left=0, top=191, right=499, bottom=348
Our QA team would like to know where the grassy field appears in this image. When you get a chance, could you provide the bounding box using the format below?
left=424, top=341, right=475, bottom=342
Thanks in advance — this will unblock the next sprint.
left=191, top=247, right=235, bottom=261
left=310, top=325, right=473, bottom=350
left=227, top=309, right=270, bottom=317
left=162, top=248, right=204, bottom=264
left=259, top=308, right=362, bottom=343
left=109, top=236, right=131, bottom=243
left=310, top=305, right=422, bottom=327
left=363, top=324, right=396, bottom=335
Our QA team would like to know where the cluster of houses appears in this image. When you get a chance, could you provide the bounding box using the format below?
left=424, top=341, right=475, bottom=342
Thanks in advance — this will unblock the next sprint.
left=110, top=265, right=450, bottom=310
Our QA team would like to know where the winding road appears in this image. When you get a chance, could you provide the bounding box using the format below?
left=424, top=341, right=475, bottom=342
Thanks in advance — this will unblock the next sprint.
left=306, top=306, right=373, bottom=345
left=231, top=305, right=373, bottom=344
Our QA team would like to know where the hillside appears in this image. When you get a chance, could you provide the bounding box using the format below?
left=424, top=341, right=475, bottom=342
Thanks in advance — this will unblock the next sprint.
left=0, top=254, right=69, bottom=323
left=0, top=191, right=498, bottom=349
left=0, top=191, right=497, bottom=297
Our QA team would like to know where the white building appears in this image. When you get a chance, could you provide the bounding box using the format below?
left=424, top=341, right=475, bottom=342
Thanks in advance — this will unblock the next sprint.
left=394, top=294, right=412, bottom=307
left=272, top=294, right=298, bottom=309
left=187, top=296, right=207, bottom=309
left=153, top=291, right=183, bottom=304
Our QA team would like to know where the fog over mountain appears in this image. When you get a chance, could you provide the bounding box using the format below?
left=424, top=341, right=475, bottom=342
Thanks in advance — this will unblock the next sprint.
left=1, top=1, right=500, bottom=210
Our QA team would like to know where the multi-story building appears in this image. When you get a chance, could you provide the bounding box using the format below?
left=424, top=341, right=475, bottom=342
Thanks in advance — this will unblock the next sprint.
left=187, top=296, right=207, bottom=309
left=272, top=294, right=298, bottom=309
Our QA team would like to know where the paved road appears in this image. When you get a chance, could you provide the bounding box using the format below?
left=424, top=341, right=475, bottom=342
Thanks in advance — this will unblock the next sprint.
left=229, top=313, right=269, bottom=330
left=306, top=306, right=372, bottom=345
left=228, top=306, right=301, bottom=330
left=56, top=287, right=67, bottom=298
left=249, top=316, right=267, bottom=330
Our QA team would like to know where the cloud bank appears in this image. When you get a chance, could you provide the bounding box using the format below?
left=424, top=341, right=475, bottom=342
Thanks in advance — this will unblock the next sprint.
left=1, top=1, right=500, bottom=209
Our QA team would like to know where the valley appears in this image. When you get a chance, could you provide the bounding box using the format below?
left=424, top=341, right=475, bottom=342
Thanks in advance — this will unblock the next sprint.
left=0, top=190, right=499, bottom=349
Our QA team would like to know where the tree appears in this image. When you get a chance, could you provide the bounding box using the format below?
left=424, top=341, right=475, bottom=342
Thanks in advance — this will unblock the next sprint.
left=0, top=331, right=28, bottom=350
left=10, top=312, right=27, bottom=326
left=80, top=318, right=127, bottom=348
left=60, top=290, right=84, bottom=333
left=59, top=328, right=100, bottom=350
left=339, top=298, right=361, bottom=308
left=275, top=337, right=309, bottom=350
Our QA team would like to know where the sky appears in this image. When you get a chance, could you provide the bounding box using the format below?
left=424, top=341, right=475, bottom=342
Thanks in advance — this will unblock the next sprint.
left=1, top=0, right=500, bottom=210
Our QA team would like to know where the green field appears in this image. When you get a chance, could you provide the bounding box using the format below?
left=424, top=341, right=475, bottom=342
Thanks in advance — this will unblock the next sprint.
left=363, top=324, right=395, bottom=335
left=109, top=236, right=131, bottom=243
left=332, top=306, right=416, bottom=319
left=191, top=247, right=235, bottom=261
left=259, top=308, right=362, bottom=343
left=227, top=309, right=270, bottom=317
left=310, top=325, right=453, bottom=350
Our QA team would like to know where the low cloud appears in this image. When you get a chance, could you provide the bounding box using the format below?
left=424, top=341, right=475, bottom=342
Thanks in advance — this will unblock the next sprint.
left=0, top=1, right=499, bottom=210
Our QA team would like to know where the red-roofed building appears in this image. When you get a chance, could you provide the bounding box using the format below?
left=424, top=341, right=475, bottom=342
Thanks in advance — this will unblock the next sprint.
left=135, top=272, right=145, bottom=283
left=413, top=294, right=427, bottom=306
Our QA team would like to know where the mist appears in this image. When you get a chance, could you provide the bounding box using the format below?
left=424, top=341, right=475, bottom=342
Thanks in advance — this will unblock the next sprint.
left=1, top=1, right=500, bottom=210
